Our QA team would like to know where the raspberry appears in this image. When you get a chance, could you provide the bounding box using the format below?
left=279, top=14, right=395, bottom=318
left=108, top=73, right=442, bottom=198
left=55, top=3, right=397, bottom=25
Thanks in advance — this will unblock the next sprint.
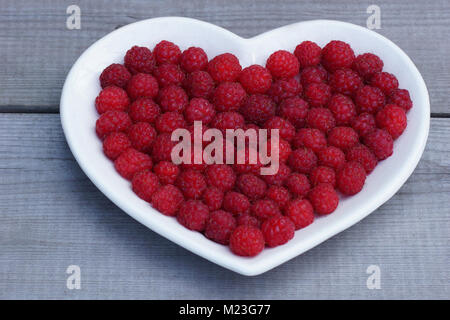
left=278, top=97, right=309, bottom=128
left=328, top=127, right=359, bottom=150
left=205, top=210, right=236, bottom=244
left=95, top=86, right=130, bottom=114
left=102, top=132, right=131, bottom=160
left=265, top=138, right=292, bottom=163
left=308, top=183, right=339, bottom=215
left=157, top=85, right=188, bottom=113
left=128, top=98, right=161, bottom=124
left=329, top=68, right=362, bottom=95
left=352, top=53, right=384, bottom=80
left=183, top=71, right=214, bottom=98
left=294, top=41, right=322, bottom=68
left=293, top=128, right=326, bottom=153
left=151, top=133, right=177, bottom=162
left=114, top=148, right=153, bottom=180
left=288, top=148, right=317, bottom=174
left=180, top=47, right=208, bottom=72
left=151, top=184, right=184, bottom=216
left=210, top=112, right=244, bottom=134
left=223, top=191, right=250, bottom=215
left=229, top=225, right=264, bottom=257
left=321, top=40, right=355, bottom=72
left=153, top=64, right=185, bottom=87
left=213, top=82, right=246, bottom=112
left=153, top=40, right=181, bottom=65
left=153, top=161, right=179, bottom=184
left=207, top=53, right=242, bottom=82
left=264, top=116, right=296, bottom=142
left=351, top=112, right=376, bottom=138
left=388, top=89, right=413, bottom=112
left=261, top=163, right=291, bottom=186
left=155, top=112, right=186, bottom=134
left=285, top=172, right=311, bottom=197
left=126, top=73, right=159, bottom=100
left=370, top=72, right=399, bottom=96
left=236, top=173, right=267, bottom=200
left=124, top=45, right=156, bottom=74
left=376, top=104, right=407, bottom=139
left=267, top=77, right=302, bottom=103
left=205, top=164, right=236, bottom=191
left=184, top=98, right=215, bottom=125
left=236, top=213, right=260, bottom=228
left=284, top=199, right=314, bottom=230
left=239, top=65, right=272, bottom=94
left=261, top=216, right=295, bottom=247
left=318, top=146, right=346, bottom=170
left=240, top=94, right=276, bottom=125
left=328, top=94, right=357, bottom=126
left=306, top=107, right=336, bottom=133
left=266, top=50, right=300, bottom=79
left=131, top=170, right=160, bottom=202
left=336, top=161, right=366, bottom=195
left=176, top=169, right=207, bottom=199
left=346, top=144, right=378, bottom=174
left=304, top=83, right=332, bottom=107
left=252, top=199, right=281, bottom=221
left=310, top=166, right=336, bottom=187
left=300, top=65, right=327, bottom=87
left=177, top=200, right=210, bottom=231
left=128, top=122, right=157, bottom=153
left=265, top=185, right=291, bottom=210
left=99, top=63, right=131, bottom=88
left=202, top=187, right=224, bottom=211
left=96, top=110, right=132, bottom=139
left=363, top=129, right=394, bottom=160
left=354, top=85, right=385, bottom=114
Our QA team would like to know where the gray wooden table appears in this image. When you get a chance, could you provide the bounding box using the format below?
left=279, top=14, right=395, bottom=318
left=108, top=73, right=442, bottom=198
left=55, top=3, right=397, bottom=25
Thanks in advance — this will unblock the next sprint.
left=0, top=0, right=449, bottom=300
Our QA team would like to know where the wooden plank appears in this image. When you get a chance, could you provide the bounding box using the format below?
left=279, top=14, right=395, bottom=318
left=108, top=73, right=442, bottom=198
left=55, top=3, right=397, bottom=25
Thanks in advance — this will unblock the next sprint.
left=0, top=113, right=448, bottom=299
left=0, top=0, right=449, bottom=113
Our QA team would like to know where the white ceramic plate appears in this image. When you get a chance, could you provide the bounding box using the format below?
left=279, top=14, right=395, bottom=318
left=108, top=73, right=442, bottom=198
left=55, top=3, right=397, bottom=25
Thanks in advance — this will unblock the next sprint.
left=60, top=17, right=430, bottom=276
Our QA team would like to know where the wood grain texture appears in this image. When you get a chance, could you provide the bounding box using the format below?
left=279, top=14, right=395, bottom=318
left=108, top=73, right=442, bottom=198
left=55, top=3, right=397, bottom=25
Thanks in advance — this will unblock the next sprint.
left=0, top=114, right=448, bottom=299
left=0, top=0, right=449, bottom=113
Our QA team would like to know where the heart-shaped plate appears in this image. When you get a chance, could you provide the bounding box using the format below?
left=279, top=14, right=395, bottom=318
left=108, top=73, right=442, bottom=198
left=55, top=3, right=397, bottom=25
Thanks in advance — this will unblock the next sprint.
left=61, top=17, right=430, bottom=276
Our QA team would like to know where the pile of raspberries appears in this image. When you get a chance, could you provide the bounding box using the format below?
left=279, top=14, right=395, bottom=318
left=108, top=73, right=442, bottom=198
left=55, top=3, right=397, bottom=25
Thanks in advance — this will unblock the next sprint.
left=94, top=39, right=411, bottom=257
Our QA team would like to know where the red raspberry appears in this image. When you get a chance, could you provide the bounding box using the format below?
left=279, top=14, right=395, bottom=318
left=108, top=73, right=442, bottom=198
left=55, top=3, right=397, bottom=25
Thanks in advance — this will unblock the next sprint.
left=308, top=183, right=339, bottom=215
left=207, top=53, right=242, bottom=82
left=153, top=40, right=181, bottom=65
left=177, top=200, right=210, bottom=231
left=202, top=187, right=224, bottom=211
left=151, top=184, right=184, bottom=216
left=252, top=199, right=281, bottom=220
left=300, top=65, right=327, bottom=87
left=184, top=98, right=215, bottom=125
left=96, top=110, right=132, bottom=139
left=376, top=104, right=407, bottom=139
left=176, top=169, right=207, bottom=199
left=183, top=71, right=214, bottom=98
left=329, top=68, right=362, bottom=95
left=240, top=94, right=276, bottom=125
left=128, top=122, right=157, bottom=153
left=157, top=85, right=188, bottom=113
left=95, top=86, right=130, bottom=114
left=262, top=216, right=295, bottom=247
left=265, top=185, right=291, bottom=210
left=223, top=191, right=251, bottom=215
left=180, top=47, right=208, bottom=72
left=128, top=98, right=161, bottom=124
left=153, top=64, right=185, bottom=88
left=370, top=72, right=399, bottom=96
left=336, top=161, right=366, bottom=195
left=364, top=129, right=394, bottom=160
left=293, top=128, right=326, bottom=153
left=328, top=94, right=357, bottom=126
left=294, top=41, right=322, bottom=68
left=352, top=53, right=384, bottom=80
left=124, top=45, right=155, bottom=74
left=114, top=148, right=152, bottom=180
left=210, top=112, right=244, bottom=134
left=354, top=85, right=385, bottom=114
left=229, top=225, right=264, bottom=257
left=321, top=40, right=355, bottom=72
left=306, top=107, right=336, bottom=133
left=328, top=127, right=359, bottom=150
left=102, top=132, right=131, bottom=160
left=205, top=210, right=236, bottom=244
left=346, top=144, right=378, bottom=174
left=288, top=148, right=317, bottom=174
left=278, top=97, right=309, bottom=128
left=239, top=65, right=272, bottom=94
left=264, top=117, right=296, bottom=142
left=284, top=199, right=314, bottom=230
left=351, top=112, right=376, bottom=138
left=267, top=77, right=302, bottom=104
left=266, top=50, right=300, bottom=79
left=153, top=161, right=179, bottom=184
left=126, top=73, right=159, bottom=100
left=151, top=133, right=177, bottom=162
left=261, top=163, right=291, bottom=186
left=304, top=83, right=332, bottom=107
left=265, top=138, right=292, bottom=163
left=388, top=89, right=413, bottom=112
left=99, top=63, right=131, bottom=88
left=236, top=213, right=260, bottom=228
left=131, top=170, right=160, bottom=202
left=310, top=166, right=336, bottom=187
left=155, top=112, right=186, bottom=134
left=236, top=173, right=267, bottom=200
left=318, top=146, right=346, bottom=170
left=205, top=164, right=236, bottom=191
left=212, top=82, right=246, bottom=111
left=285, top=172, right=311, bottom=197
